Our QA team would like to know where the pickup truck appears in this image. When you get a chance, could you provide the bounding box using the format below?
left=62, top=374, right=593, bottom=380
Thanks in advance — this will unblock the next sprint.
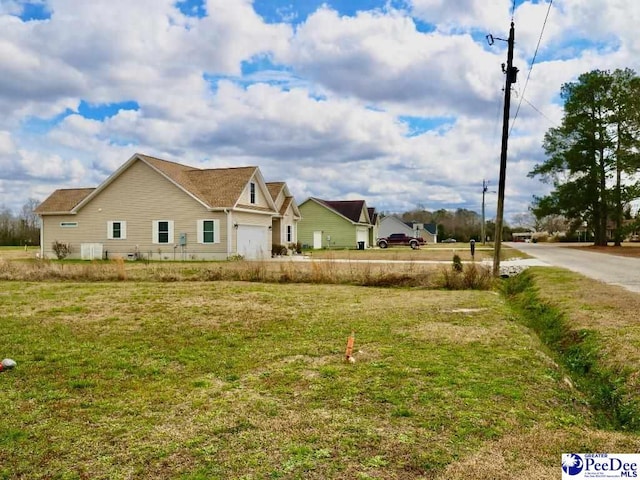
left=376, top=233, right=426, bottom=249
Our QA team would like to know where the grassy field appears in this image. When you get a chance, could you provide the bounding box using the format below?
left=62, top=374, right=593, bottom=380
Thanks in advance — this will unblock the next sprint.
left=1, top=277, right=639, bottom=479
left=2, top=247, right=640, bottom=478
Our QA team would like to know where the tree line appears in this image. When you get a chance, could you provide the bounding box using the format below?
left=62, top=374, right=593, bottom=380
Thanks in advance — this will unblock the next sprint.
left=0, top=199, right=41, bottom=246
left=396, top=207, right=518, bottom=243
left=529, top=68, right=640, bottom=246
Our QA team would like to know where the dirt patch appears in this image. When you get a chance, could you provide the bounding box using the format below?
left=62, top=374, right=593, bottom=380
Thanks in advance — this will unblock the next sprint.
left=569, top=245, right=640, bottom=258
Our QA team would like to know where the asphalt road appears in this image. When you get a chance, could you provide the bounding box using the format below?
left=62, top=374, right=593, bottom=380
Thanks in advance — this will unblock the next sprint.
left=507, top=242, right=640, bottom=293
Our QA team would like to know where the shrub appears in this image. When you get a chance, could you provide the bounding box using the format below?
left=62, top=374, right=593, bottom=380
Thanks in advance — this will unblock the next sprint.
left=461, top=263, right=493, bottom=289
left=290, top=242, right=302, bottom=254
left=271, top=244, right=288, bottom=257
left=452, top=254, right=463, bottom=272
left=439, top=263, right=493, bottom=290
left=52, top=241, right=72, bottom=260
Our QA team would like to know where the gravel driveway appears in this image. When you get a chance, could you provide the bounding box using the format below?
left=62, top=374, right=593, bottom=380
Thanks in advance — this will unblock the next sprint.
left=507, top=242, right=640, bottom=293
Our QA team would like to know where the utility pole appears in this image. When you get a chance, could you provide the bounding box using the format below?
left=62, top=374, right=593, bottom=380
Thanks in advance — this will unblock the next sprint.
left=491, top=21, right=517, bottom=277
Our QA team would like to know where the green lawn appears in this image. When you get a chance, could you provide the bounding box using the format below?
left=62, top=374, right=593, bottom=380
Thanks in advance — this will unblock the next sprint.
left=1, top=279, right=634, bottom=479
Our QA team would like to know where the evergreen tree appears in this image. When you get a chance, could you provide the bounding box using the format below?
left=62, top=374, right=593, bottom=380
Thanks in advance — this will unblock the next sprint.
left=529, top=69, right=640, bottom=245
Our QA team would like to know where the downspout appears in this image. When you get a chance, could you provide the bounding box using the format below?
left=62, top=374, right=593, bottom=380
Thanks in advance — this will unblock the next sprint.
left=39, top=216, right=44, bottom=258
left=224, top=208, right=232, bottom=258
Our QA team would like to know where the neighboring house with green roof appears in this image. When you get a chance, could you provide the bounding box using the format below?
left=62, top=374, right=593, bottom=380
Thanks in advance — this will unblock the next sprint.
left=297, top=198, right=374, bottom=249
left=35, top=153, right=297, bottom=260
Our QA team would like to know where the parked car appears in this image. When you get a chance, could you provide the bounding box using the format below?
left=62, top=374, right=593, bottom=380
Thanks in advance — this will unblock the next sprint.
left=377, top=233, right=426, bottom=249
left=441, top=238, right=457, bottom=243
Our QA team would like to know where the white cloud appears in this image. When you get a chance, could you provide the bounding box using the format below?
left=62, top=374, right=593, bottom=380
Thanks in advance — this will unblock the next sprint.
left=410, top=0, right=511, bottom=33
left=0, top=0, right=638, bottom=223
left=279, top=7, right=505, bottom=117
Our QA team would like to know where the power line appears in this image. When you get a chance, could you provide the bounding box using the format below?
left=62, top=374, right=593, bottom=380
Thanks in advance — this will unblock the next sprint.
left=509, top=0, right=554, bottom=135
left=521, top=95, right=557, bottom=127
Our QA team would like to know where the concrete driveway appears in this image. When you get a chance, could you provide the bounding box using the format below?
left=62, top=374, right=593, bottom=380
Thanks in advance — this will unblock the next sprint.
left=507, top=242, right=640, bottom=293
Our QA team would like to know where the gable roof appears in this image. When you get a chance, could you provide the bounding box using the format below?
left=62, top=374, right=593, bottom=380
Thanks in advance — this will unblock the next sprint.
left=266, top=182, right=285, bottom=202
left=380, top=215, right=413, bottom=230
left=319, top=199, right=369, bottom=223
left=36, top=153, right=278, bottom=215
left=266, top=181, right=302, bottom=219
left=34, top=188, right=95, bottom=215
left=138, top=154, right=266, bottom=210
left=423, top=223, right=437, bottom=235
left=380, top=216, right=438, bottom=236
left=304, top=197, right=371, bottom=225
left=367, top=207, right=378, bottom=225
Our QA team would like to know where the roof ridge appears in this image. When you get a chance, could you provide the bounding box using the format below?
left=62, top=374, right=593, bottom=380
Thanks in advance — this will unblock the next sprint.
left=136, top=153, right=198, bottom=171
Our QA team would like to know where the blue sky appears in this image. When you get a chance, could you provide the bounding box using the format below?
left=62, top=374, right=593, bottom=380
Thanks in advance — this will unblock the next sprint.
left=0, top=0, right=637, bottom=221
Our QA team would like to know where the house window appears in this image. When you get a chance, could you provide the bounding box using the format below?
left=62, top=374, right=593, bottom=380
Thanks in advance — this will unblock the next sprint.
left=158, top=221, right=169, bottom=243
left=250, top=182, right=256, bottom=204
left=153, top=220, right=174, bottom=244
left=203, top=221, right=214, bottom=243
left=107, top=221, right=127, bottom=240
left=197, top=219, right=220, bottom=244
left=60, top=222, right=78, bottom=228
left=286, top=225, right=292, bottom=243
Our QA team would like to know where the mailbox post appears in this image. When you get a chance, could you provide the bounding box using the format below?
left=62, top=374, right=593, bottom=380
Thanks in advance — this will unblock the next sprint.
left=470, top=239, right=476, bottom=260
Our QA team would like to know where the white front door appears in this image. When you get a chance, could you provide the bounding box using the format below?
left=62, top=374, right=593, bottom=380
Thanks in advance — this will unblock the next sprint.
left=237, top=225, right=268, bottom=259
left=356, top=228, right=369, bottom=248
left=313, top=231, right=323, bottom=249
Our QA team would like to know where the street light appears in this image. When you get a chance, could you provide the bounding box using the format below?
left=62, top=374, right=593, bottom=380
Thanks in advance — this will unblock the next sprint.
left=481, top=180, right=496, bottom=245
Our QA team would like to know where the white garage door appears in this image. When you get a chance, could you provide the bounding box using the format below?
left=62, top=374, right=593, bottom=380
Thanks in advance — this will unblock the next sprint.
left=237, top=225, right=268, bottom=260
left=356, top=228, right=369, bottom=248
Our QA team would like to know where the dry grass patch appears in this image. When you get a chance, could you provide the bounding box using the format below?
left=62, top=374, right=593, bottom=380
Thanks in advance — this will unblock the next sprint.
left=0, top=257, right=441, bottom=284
left=439, top=426, right=640, bottom=480
left=0, top=280, right=612, bottom=479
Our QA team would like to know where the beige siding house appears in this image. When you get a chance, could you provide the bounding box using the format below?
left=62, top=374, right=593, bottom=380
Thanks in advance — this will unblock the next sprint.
left=35, top=153, right=286, bottom=260
left=266, top=182, right=301, bottom=248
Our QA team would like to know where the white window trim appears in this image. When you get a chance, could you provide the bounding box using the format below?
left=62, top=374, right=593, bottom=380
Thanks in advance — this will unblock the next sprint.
left=249, top=182, right=256, bottom=204
left=197, top=219, right=221, bottom=244
left=286, top=224, right=292, bottom=243
left=107, top=220, right=127, bottom=240
left=152, top=220, right=174, bottom=244
left=60, top=222, right=78, bottom=228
